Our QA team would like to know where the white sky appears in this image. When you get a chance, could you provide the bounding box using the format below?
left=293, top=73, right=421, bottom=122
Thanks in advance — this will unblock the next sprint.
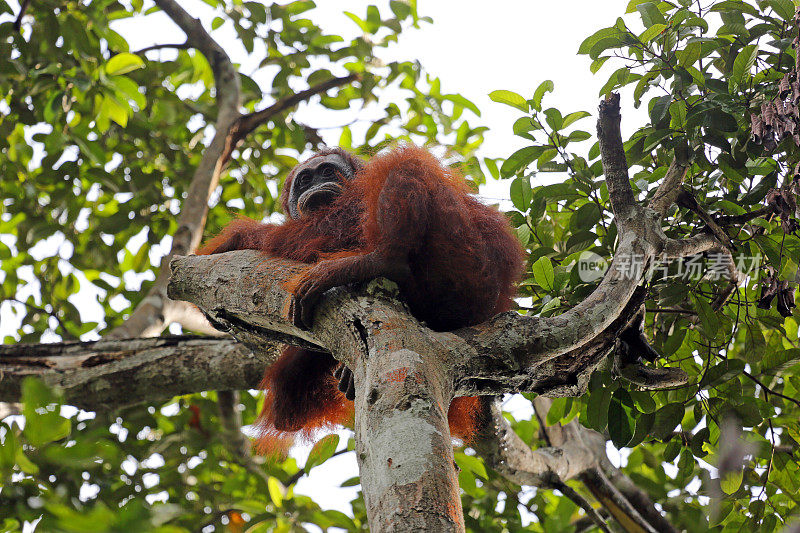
left=2, top=0, right=661, bottom=526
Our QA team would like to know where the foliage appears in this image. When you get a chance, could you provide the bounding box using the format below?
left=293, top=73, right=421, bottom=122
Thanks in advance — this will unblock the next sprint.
left=491, top=0, right=800, bottom=529
left=2, top=0, right=800, bottom=531
left=0, top=0, right=485, bottom=343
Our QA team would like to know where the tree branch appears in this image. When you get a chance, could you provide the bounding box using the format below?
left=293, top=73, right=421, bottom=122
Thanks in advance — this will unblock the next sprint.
left=219, top=73, right=359, bottom=167
left=133, top=42, right=191, bottom=55
left=676, top=189, right=733, bottom=249
left=648, top=152, right=690, bottom=217
left=597, top=94, right=636, bottom=220
left=0, top=336, right=274, bottom=409
left=105, top=0, right=242, bottom=339
left=13, top=0, right=31, bottom=31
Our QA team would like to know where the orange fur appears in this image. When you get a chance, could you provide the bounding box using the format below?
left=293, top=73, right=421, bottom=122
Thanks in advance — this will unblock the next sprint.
left=200, top=145, right=524, bottom=453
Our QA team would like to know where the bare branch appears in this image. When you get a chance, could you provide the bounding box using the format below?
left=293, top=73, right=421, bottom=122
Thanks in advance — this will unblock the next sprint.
left=219, top=73, right=360, bottom=167
left=597, top=94, right=636, bottom=220
left=649, top=154, right=690, bottom=217
left=217, top=390, right=271, bottom=485
left=473, top=401, right=598, bottom=486
left=714, top=206, right=772, bottom=226
left=105, top=0, right=241, bottom=339
left=13, top=0, right=31, bottom=31
left=553, top=481, right=611, bottom=533
left=580, top=467, right=658, bottom=533
left=133, top=42, right=191, bottom=55
left=597, top=456, right=680, bottom=533
left=0, top=337, right=275, bottom=409
left=677, top=189, right=734, bottom=249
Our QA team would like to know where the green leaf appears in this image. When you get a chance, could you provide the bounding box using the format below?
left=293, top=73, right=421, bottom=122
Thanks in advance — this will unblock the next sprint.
left=305, top=434, right=339, bottom=470
left=768, top=0, right=795, bottom=20
left=532, top=80, right=554, bottom=112
left=21, top=378, right=71, bottom=447
left=630, top=390, right=656, bottom=414
left=532, top=256, right=555, bottom=291
left=99, top=94, right=129, bottom=127
left=489, top=89, right=529, bottom=112
left=721, top=469, right=743, bottom=495
left=762, top=349, right=800, bottom=375
left=105, top=52, right=145, bottom=76
left=570, top=203, right=601, bottom=231
left=547, top=397, right=569, bottom=425
left=649, top=94, right=671, bottom=125
left=443, top=94, right=481, bottom=117
left=650, top=403, right=684, bottom=440
left=628, top=412, right=654, bottom=447
left=561, top=111, right=591, bottom=129
left=501, top=146, right=544, bottom=177
left=637, top=2, right=665, bottom=27
left=699, top=359, right=745, bottom=388
left=587, top=386, right=613, bottom=432
left=510, top=176, right=533, bottom=211
left=578, top=26, right=623, bottom=56
left=731, top=45, right=758, bottom=85
left=267, top=477, right=285, bottom=507
left=693, top=294, right=719, bottom=338
left=454, top=452, right=488, bottom=479
left=608, top=398, right=634, bottom=448
left=343, top=11, right=368, bottom=32
left=639, top=23, right=667, bottom=43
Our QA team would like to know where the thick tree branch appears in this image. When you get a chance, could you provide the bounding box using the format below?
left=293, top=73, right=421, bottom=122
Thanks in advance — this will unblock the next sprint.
left=663, top=232, right=720, bottom=257
left=533, top=398, right=669, bottom=533
left=597, top=94, right=636, bottom=220
left=648, top=154, right=690, bottom=217
left=473, top=396, right=673, bottom=532
left=714, top=206, right=772, bottom=226
left=166, top=250, right=688, bottom=396
left=106, top=0, right=242, bottom=339
left=473, top=401, right=598, bottom=487
left=0, top=337, right=274, bottom=409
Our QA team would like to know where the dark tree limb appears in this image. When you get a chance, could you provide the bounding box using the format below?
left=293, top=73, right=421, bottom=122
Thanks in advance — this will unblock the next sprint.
left=133, top=42, right=191, bottom=55
left=676, top=189, right=734, bottom=249
left=13, top=0, right=31, bottom=31
left=220, top=74, right=360, bottom=167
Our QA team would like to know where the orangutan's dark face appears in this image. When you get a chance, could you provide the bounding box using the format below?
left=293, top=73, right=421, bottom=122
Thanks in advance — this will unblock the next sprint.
left=287, top=153, right=354, bottom=219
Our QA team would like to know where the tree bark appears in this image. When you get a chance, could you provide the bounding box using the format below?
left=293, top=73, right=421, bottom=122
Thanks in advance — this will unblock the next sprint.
left=0, top=337, right=272, bottom=409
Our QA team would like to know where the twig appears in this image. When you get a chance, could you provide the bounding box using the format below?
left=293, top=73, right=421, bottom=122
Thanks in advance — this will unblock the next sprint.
left=714, top=206, right=772, bottom=226
left=676, top=189, right=733, bottom=249
left=134, top=42, right=191, bottom=55
left=743, top=371, right=800, bottom=408
left=552, top=480, right=611, bottom=533
left=3, top=297, right=75, bottom=340
left=13, top=0, right=31, bottom=31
